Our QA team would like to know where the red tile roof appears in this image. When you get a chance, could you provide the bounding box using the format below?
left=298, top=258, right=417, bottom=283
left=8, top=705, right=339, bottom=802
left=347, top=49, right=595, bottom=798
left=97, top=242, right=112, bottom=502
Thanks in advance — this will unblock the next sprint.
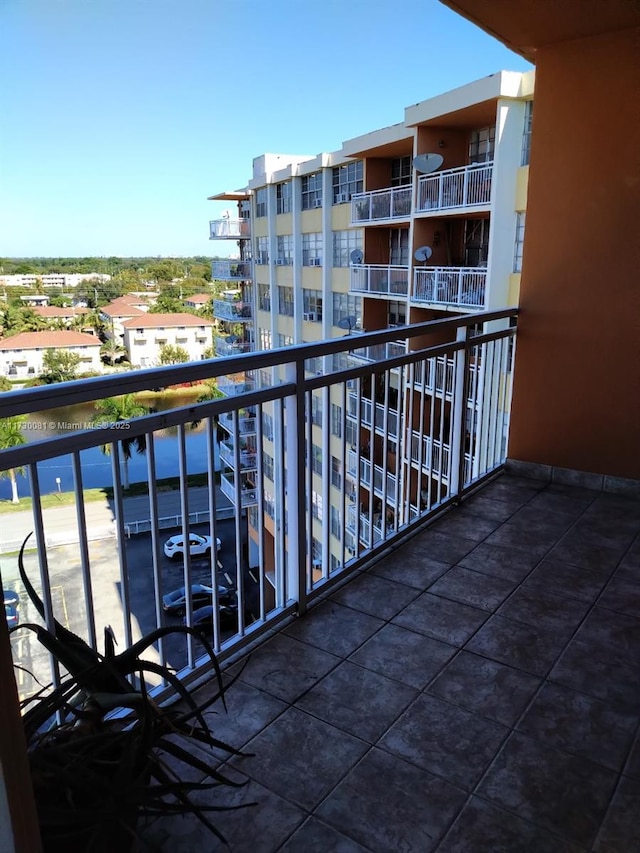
left=121, top=313, right=214, bottom=329
left=34, top=306, right=89, bottom=318
left=100, top=298, right=146, bottom=318
left=185, top=293, right=212, bottom=304
left=0, top=331, right=101, bottom=350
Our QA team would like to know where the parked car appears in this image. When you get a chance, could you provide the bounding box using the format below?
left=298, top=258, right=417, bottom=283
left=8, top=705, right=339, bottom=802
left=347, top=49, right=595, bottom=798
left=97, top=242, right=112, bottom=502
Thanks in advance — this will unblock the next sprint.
left=186, top=597, right=255, bottom=633
left=4, top=604, right=18, bottom=629
left=3, top=589, right=19, bottom=608
left=162, top=583, right=232, bottom=616
left=163, top=533, right=221, bottom=561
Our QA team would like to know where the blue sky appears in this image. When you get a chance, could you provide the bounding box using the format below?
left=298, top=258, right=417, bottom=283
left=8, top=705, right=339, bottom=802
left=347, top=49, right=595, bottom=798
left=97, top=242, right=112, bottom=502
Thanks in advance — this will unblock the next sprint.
left=0, top=0, right=531, bottom=258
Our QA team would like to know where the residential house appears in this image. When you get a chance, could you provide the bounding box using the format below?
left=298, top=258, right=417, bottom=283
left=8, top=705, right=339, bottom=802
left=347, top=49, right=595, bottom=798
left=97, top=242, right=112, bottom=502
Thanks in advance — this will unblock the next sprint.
left=0, top=330, right=101, bottom=377
left=183, top=293, right=212, bottom=310
left=99, top=297, right=147, bottom=342
left=121, top=313, right=214, bottom=367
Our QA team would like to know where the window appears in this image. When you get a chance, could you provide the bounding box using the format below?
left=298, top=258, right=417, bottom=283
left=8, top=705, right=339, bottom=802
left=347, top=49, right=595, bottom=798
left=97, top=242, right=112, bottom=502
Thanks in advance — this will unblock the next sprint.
left=390, top=155, right=412, bottom=187
left=331, top=456, right=342, bottom=489
left=258, top=328, right=272, bottom=350
left=264, top=491, right=275, bottom=518
left=255, top=187, right=267, bottom=218
left=301, top=173, right=322, bottom=210
left=330, top=554, right=341, bottom=571
left=303, top=289, right=323, bottom=321
left=346, top=418, right=358, bottom=447
left=332, top=161, right=363, bottom=203
left=311, top=394, right=322, bottom=426
left=389, top=228, right=410, bottom=265
left=331, top=404, right=342, bottom=438
left=263, top=452, right=274, bottom=482
left=276, top=181, right=292, bottom=214
left=311, top=443, right=322, bottom=475
left=276, top=234, right=293, bottom=265
left=305, top=356, right=322, bottom=375
left=513, top=212, right=526, bottom=272
left=278, top=333, right=293, bottom=347
left=262, top=411, right=274, bottom=440
left=469, top=127, right=495, bottom=163
left=312, top=490, right=323, bottom=521
left=333, top=230, right=363, bottom=267
left=388, top=300, right=406, bottom=326
left=332, top=293, right=362, bottom=331
left=256, top=236, right=269, bottom=264
left=521, top=101, right=533, bottom=166
left=311, top=537, right=322, bottom=563
left=330, top=506, right=341, bottom=539
left=301, top=232, right=323, bottom=265
left=258, top=284, right=271, bottom=312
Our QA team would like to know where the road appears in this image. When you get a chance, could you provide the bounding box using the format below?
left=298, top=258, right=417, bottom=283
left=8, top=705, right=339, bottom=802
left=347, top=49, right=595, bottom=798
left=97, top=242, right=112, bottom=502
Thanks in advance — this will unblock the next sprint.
left=4, top=518, right=258, bottom=700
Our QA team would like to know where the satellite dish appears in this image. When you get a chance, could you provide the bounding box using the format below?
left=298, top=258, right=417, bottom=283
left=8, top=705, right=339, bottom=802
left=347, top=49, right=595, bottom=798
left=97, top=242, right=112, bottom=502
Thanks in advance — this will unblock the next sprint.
left=337, top=316, right=357, bottom=334
left=350, top=249, right=364, bottom=265
left=412, top=153, right=444, bottom=174
left=414, top=246, right=433, bottom=262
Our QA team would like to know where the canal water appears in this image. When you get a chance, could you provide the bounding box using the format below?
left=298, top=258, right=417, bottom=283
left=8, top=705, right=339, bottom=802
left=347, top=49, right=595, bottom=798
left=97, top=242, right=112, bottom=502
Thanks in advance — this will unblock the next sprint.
left=0, top=395, right=221, bottom=501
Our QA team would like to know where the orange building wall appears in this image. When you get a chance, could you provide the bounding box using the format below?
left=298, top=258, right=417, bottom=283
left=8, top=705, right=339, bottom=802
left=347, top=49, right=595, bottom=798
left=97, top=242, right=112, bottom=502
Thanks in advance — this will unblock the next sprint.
left=509, top=27, right=640, bottom=479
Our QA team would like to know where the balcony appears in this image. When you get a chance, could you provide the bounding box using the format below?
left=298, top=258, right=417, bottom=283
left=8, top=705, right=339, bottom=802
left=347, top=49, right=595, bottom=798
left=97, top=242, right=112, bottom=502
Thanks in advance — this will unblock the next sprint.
left=416, top=161, right=493, bottom=214
left=350, top=339, right=406, bottom=364
left=219, top=440, right=257, bottom=472
left=414, top=267, right=487, bottom=310
left=212, top=299, right=252, bottom=323
left=211, top=260, right=252, bottom=281
left=217, top=375, right=254, bottom=396
left=347, top=451, right=399, bottom=506
left=350, top=185, right=412, bottom=224
left=209, top=218, right=251, bottom=240
left=346, top=393, right=400, bottom=438
left=215, top=337, right=252, bottom=358
left=12, top=310, right=638, bottom=849
left=218, top=408, right=256, bottom=436
left=350, top=264, right=410, bottom=297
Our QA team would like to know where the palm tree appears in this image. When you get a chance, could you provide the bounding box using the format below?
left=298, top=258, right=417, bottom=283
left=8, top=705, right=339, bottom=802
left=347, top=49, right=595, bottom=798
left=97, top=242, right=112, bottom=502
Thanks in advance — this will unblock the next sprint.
left=91, top=395, right=148, bottom=490
left=0, top=415, right=27, bottom=503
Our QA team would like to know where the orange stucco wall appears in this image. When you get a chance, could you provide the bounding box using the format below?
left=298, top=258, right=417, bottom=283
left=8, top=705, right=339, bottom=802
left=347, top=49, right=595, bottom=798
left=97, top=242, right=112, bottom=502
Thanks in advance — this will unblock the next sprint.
left=509, top=27, right=640, bottom=479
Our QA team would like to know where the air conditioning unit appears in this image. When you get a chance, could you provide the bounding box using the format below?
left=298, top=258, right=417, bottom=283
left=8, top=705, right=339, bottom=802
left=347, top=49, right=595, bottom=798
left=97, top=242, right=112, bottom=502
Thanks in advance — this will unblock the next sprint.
left=313, top=198, right=323, bottom=208
left=275, top=258, right=286, bottom=265
left=336, top=193, right=350, bottom=204
left=309, top=258, right=321, bottom=266
left=303, top=311, right=319, bottom=322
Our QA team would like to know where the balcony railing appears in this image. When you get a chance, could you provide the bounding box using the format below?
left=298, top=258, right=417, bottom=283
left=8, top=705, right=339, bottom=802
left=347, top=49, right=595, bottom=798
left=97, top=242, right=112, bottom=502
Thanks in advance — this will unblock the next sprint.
left=1, top=308, right=516, bottom=707
left=214, top=337, right=252, bottom=358
left=351, top=340, right=406, bottom=364
left=413, top=267, right=487, bottom=310
left=212, top=300, right=252, bottom=322
left=209, top=218, right=251, bottom=240
left=219, top=440, right=257, bottom=471
left=416, top=161, right=493, bottom=213
left=350, top=186, right=412, bottom=224
left=211, top=260, right=252, bottom=281
left=350, top=264, right=409, bottom=296
left=346, top=394, right=400, bottom=438
left=217, top=375, right=254, bottom=396
left=412, top=354, right=455, bottom=397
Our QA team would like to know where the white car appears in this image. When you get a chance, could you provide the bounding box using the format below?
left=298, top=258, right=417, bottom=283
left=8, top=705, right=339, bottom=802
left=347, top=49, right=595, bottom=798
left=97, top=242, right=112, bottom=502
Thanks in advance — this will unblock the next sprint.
left=163, top=533, right=222, bottom=561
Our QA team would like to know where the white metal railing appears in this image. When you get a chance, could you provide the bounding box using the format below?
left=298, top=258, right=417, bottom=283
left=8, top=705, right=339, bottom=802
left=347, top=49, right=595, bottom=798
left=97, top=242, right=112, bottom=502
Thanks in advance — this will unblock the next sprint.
left=212, top=300, right=252, bottom=322
left=350, top=186, right=412, bottom=224
left=351, top=340, right=406, bottom=364
left=413, top=267, right=487, bottom=310
left=350, top=264, right=409, bottom=296
left=215, top=337, right=252, bottom=358
left=217, top=376, right=254, bottom=396
left=219, top=440, right=257, bottom=471
left=211, top=260, right=252, bottom=280
left=416, top=161, right=493, bottom=213
left=209, top=219, right=251, bottom=240
left=1, top=308, right=517, bottom=707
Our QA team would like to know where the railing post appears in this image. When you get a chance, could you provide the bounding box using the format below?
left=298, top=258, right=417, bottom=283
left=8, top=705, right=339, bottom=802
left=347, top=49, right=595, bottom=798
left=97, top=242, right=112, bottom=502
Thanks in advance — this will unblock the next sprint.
left=449, top=324, right=469, bottom=500
left=285, top=358, right=308, bottom=615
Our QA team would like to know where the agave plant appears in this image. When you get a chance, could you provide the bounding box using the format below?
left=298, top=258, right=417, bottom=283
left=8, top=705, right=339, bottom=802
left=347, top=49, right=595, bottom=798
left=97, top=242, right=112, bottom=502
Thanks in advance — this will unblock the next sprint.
left=11, top=534, right=253, bottom=852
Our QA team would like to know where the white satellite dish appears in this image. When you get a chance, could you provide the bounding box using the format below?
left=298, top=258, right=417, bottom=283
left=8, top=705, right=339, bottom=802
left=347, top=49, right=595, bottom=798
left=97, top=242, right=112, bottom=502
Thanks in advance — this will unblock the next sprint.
left=337, top=316, right=357, bottom=334
left=350, top=249, right=364, bottom=265
left=412, top=153, right=444, bottom=174
left=414, top=246, right=433, bottom=262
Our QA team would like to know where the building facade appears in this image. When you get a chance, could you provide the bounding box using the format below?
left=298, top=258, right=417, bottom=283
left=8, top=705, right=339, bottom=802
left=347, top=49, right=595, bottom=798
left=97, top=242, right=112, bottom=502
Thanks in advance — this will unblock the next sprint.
left=208, top=70, right=534, bottom=581
left=0, top=330, right=102, bottom=377
left=121, top=313, right=214, bottom=367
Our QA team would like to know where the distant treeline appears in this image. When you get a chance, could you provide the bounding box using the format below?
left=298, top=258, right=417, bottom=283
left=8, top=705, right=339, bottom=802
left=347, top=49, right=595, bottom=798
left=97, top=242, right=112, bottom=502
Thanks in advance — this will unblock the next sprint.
left=0, top=257, right=218, bottom=276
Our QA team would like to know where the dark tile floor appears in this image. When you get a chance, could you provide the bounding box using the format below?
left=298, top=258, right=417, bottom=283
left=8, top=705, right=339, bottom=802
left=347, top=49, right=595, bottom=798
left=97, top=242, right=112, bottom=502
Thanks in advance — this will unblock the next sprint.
left=142, top=474, right=640, bottom=852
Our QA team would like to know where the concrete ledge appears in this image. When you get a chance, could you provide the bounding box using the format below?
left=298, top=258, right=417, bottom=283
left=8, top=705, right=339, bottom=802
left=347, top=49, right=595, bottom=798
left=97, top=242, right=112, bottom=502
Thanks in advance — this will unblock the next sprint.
left=506, top=459, right=640, bottom=499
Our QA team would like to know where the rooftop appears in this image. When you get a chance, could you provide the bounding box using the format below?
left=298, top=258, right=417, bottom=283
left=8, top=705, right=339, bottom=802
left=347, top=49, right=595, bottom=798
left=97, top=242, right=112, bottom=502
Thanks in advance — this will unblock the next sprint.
left=141, top=472, right=640, bottom=852
left=0, top=329, right=100, bottom=349
left=121, top=312, right=214, bottom=329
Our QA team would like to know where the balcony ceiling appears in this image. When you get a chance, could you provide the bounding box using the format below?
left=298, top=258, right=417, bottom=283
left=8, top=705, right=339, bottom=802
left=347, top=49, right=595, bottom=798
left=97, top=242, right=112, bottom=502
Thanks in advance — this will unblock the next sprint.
left=419, top=98, right=498, bottom=130
left=440, top=0, right=640, bottom=60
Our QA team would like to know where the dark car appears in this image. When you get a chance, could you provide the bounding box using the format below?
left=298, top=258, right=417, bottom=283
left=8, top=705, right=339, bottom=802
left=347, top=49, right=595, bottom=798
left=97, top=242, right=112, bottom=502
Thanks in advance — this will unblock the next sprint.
left=162, top=583, right=232, bottom=616
left=186, top=597, right=255, bottom=634
left=4, top=604, right=18, bottom=629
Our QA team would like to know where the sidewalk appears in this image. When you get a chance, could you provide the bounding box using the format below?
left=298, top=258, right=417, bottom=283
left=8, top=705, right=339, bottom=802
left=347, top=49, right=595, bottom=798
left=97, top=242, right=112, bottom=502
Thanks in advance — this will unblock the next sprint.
left=0, top=486, right=235, bottom=553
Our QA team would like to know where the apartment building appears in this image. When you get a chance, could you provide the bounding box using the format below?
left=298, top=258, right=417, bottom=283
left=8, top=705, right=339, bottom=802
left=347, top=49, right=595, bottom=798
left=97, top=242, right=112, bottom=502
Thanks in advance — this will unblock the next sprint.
left=208, top=70, right=534, bottom=580
left=121, top=313, right=214, bottom=367
left=0, top=330, right=101, bottom=377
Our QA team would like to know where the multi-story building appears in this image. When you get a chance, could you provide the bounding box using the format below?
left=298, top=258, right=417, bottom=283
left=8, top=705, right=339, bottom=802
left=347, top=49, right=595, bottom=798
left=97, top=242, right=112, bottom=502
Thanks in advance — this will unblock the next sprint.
left=121, top=313, right=214, bottom=367
left=208, top=70, right=534, bottom=582
left=0, top=330, right=102, bottom=377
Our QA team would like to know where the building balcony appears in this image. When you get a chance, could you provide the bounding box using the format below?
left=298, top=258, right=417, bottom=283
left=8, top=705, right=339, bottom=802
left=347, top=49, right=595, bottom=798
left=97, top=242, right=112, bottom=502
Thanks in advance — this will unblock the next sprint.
left=13, top=310, right=637, bottom=850
left=217, top=375, right=254, bottom=396
left=413, top=267, right=487, bottom=310
left=209, top=218, right=251, bottom=240
left=350, top=339, right=406, bottom=366
left=218, top=408, right=257, bottom=436
left=416, top=161, right=493, bottom=214
left=215, top=337, right=252, bottom=358
left=347, top=451, right=399, bottom=506
left=219, top=440, right=257, bottom=472
left=346, top=392, right=400, bottom=438
left=350, top=264, right=410, bottom=297
left=212, top=298, right=252, bottom=322
left=211, top=260, right=252, bottom=281
left=350, top=185, right=412, bottom=225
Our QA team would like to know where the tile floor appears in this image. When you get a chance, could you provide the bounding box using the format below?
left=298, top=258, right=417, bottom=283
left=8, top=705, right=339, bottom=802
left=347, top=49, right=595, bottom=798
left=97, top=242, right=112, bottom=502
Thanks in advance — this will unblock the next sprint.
left=142, top=474, right=640, bottom=852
